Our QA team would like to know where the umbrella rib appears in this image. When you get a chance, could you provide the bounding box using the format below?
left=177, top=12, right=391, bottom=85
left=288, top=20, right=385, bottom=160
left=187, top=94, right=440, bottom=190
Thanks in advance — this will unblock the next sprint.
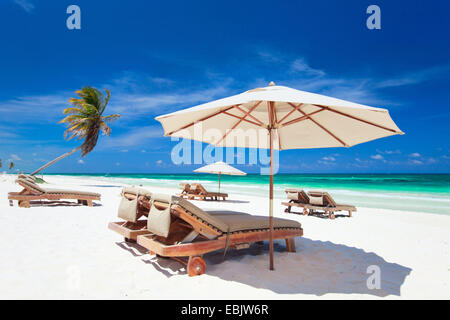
left=278, top=103, right=303, bottom=124
left=166, top=105, right=241, bottom=136
left=215, top=101, right=263, bottom=146
left=233, top=105, right=265, bottom=125
left=315, top=105, right=402, bottom=134
left=288, top=102, right=349, bottom=147
left=280, top=108, right=325, bottom=127
left=222, top=111, right=265, bottom=128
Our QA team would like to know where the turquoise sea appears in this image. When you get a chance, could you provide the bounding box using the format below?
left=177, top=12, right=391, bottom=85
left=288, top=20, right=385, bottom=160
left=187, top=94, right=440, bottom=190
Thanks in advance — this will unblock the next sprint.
left=51, top=174, right=450, bottom=215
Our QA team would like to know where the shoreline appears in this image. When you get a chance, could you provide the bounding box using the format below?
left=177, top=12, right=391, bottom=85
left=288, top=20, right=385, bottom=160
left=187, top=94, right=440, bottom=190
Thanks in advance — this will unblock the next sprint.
left=1, top=174, right=449, bottom=299
left=30, top=173, right=450, bottom=216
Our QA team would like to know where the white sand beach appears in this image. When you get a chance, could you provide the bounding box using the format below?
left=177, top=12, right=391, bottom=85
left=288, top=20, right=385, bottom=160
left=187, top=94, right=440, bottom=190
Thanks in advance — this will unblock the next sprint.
left=1, top=174, right=449, bottom=299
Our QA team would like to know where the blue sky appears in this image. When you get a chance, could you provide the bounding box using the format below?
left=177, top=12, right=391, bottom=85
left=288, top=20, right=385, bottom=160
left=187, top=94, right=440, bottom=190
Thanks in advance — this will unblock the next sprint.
left=0, top=0, right=449, bottom=174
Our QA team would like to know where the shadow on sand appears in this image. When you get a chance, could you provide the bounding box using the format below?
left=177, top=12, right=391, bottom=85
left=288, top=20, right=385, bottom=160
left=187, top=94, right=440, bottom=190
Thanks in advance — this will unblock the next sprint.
left=117, top=238, right=411, bottom=297
left=81, top=184, right=122, bottom=188
left=23, top=200, right=102, bottom=207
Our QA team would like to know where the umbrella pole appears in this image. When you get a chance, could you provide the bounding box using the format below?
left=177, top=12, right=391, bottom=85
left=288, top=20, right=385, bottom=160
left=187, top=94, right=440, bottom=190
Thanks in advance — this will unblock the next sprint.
left=218, top=172, right=221, bottom=194
left=269, top=128, right=274, bottom=271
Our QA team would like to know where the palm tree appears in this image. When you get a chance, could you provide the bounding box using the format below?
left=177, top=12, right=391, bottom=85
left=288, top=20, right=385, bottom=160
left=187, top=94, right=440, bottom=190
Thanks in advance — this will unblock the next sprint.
left=31, top=87, right=120, bottom=175
left=9, top=162, right=14, bottom=170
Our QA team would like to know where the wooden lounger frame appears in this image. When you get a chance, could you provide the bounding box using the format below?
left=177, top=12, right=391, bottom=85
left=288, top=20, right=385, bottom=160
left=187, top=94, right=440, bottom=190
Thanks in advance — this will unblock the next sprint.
left=8, top=180, right=100, bottom=208
left=282, top=200, right=356, bottom=219
left=109, top=201, right=303, bottom=276
left=178, top=183, right=228, bottom=201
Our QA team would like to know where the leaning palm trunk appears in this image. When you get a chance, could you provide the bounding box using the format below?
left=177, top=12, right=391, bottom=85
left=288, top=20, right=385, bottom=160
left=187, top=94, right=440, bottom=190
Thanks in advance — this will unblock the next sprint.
left=31, top=146, right=81, bottom=176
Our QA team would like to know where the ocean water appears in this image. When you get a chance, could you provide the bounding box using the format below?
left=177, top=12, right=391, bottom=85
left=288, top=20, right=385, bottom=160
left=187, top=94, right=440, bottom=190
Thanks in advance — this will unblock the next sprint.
left=51, top=174, right=450, bottom=216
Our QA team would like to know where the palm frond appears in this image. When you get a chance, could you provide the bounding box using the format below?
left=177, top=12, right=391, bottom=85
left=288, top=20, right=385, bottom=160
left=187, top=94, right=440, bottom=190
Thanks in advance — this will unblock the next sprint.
left=102, top=114, right=120, bottom=123
left=59, top=86, right=120, bottom=157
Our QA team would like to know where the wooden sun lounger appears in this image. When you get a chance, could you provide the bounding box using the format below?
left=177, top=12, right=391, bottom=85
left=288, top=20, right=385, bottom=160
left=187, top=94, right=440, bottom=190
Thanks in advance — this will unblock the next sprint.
left=109, top=194, right=303, bottom=276
left=178, top=183, right=228, bottom=201
left=110, top=186, right=153, bottom=242
left=176, top=182, right=198, bottom=200
left=8, top=177, right=101, bottom=208
left=282, top=189, right=356, bottom=219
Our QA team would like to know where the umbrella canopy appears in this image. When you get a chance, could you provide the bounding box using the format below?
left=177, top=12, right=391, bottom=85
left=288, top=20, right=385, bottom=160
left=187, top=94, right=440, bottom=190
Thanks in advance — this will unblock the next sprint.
left=155, top=82, right=403, bottom=270
left=194, top=161, right=246, bottom=194
left=156, top=83, right=403, bottom=150
left=194, top=161, right=246, bottom=175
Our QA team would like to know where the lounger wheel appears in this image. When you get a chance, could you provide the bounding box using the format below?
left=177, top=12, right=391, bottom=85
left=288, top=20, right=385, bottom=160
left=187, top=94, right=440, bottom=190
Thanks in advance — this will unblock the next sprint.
left=124, top=237, right=136, bottom=243
left=187, top=256, right=206, bottom=277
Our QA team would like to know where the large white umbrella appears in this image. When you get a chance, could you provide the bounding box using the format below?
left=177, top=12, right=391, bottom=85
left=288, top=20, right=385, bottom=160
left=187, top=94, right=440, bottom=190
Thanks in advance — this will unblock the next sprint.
left=194, top=161, right=246, bottom=194
left=155, top=82, right=403, bottom=270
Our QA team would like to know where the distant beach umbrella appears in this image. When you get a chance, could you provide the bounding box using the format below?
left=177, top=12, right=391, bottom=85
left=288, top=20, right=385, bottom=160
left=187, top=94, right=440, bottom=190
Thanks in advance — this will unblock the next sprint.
left=194, top=161, right=246, bottom=194
left=155, top=82, right=403, bottom=270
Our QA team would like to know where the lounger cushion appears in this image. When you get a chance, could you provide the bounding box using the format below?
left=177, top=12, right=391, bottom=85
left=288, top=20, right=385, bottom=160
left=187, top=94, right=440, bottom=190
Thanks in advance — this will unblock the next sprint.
left=122, top=186, right=152, bottom=198
left=18, top=174, right=36, bottom=183
left=152, top=194, right=302, bottom=234
left=16, top=178, right=45, bottom=194
left=152, top=194, right=230, bottom=232
left=44, top=189, right=100, bottom=197
left=118, top=197, right=139, bottom=222
left=285, top=188, right=309, bottom=203
left=148, top=194, right=172, bottom=237
left=308, top=191, right=337, bottom=207
left=309, top=195, right=324, bottom=206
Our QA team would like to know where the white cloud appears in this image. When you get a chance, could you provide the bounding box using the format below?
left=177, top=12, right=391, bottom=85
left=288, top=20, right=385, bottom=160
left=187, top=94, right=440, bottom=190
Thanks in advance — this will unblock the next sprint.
left=377, top=149, right=401, bottom=155
left=376, top=64, right=450, bottom=88
left=101, top=126, right=163, bottom=149
left=115, top=162, right=120, bottom=166
left=13, top=0, right=34, bottom=13
left=156, top=160, right=163, bottom=165
left=322, top=156, right=336, bottom=161
left=77, top=159, right=84, bottom=164
left=290, top=58, right=325, bottom=77
left=409, top=153, right=421, bottom=158
left=370, top=154, right=384, bottom=160
left=410, top=159, right=423, bottom=165
left=9, top=154, right=21, bottom=161
left=0, top=93, right=69, bottom=123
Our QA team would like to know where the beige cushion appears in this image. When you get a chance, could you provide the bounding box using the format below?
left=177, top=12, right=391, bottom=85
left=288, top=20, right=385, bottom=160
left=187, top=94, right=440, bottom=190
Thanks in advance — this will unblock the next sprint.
left=147, top=194, right=172, bottom=237
left=212, top=213, right=301, bottom=233
left=16, top=178, right=45, bottom=194
left=45, top=189, right=100, bottom=197
left=122, top=186, right=151, bottom=198
left=152, top=194, right=230, bottom=233
left=309, top=195, right=324, bottom=206
left=152, top=194, right=302, bottom=234
left=118, top=197, right=139, bottom=222
left=285, top=188, right=309, bottom=203
left=308, top=190, right=337, bottom=207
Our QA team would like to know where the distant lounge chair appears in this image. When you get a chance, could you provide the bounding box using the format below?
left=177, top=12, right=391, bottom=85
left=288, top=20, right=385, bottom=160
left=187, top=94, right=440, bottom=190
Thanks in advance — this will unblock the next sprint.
left=177, top=182, right=197, bottom=200
left=282, top=189, right=356, bottom=219
left=8, top=176, right=101, bottom=208
left=109, top=186, right=153, bottom=242
left=109, top=194, right=303, bottom=276
left=283, top=188, right=310, bottom=215
left=181, top=183, right=228, bottom=201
